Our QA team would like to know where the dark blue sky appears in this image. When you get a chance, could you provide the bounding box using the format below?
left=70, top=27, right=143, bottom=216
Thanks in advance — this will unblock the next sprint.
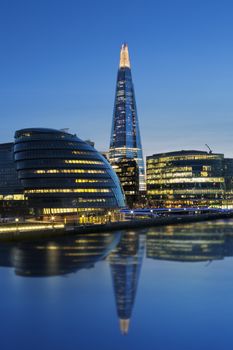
left=1, top=0, right=233, bottom=157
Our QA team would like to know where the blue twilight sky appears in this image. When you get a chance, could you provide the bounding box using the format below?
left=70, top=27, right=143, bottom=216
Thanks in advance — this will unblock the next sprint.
left=0, top=0, right=233, bottom=157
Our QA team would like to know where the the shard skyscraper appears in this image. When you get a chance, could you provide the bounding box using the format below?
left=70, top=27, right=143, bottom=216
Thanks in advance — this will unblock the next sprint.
left=109, top=43, right=146, bottom=191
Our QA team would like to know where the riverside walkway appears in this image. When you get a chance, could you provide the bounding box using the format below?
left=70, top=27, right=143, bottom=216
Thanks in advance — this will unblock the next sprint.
left=0, top=211, right=233, bottom=241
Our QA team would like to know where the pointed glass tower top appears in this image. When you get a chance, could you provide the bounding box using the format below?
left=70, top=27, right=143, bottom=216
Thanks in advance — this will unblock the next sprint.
left=109, top=44, right=146, bottom=191
left=119, top=43, right=131, bottom=68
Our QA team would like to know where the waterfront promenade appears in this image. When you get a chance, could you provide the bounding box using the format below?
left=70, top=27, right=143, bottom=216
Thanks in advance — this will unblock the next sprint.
left=0, top=211, right=233, bottom=242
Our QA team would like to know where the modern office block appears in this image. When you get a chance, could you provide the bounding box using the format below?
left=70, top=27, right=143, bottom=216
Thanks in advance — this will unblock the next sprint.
left=0, top=143, right=23, bottom=197
left=112, top=158, right=139, bottom=208
left=147, top=150, right=226, bottom=207
left=0, top=143, right=25, bottom=216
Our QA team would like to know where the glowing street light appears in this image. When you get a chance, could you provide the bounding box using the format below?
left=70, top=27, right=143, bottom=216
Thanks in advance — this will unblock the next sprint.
left=15, top=217, right=19, bottom=231
left=51, top=216, right=55, bottom=229
left=130, top=210, right=134, bottom=220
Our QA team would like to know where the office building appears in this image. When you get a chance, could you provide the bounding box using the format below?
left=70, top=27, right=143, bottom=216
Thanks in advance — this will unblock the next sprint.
left=0, top=143, right=26, bottom=216
left=147, top=150, right=227, bottom=208
left=223, top=158, right=233, bottom=207
left=112, top=158, right=139, bottom=208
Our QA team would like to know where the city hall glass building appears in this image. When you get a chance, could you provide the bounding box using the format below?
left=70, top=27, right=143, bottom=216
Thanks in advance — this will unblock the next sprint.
left=109, top=44, right=145, bottom=192
left=146, top=150, right=232, bottom=208
left=14, top=128, right=125, bottom=220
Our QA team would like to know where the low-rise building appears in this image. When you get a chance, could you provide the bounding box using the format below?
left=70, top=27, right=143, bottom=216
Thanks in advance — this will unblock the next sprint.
left=147, top=150, right=233, bottom=208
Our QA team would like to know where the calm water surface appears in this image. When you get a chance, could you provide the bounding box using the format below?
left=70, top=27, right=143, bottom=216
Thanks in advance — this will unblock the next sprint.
left=1, top=219, right=233, bottom=350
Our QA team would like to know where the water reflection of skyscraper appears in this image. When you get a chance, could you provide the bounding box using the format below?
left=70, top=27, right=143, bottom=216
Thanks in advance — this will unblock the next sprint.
left=108, top=232, right=145, bottom=335
left=1, top=223, right=233, bottom=337
left=0, top=233, right=121, bottom=277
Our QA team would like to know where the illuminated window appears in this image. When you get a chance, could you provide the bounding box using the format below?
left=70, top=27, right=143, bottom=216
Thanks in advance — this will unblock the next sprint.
left=25, top=188, right=110, bottom=194
left=34, top=169, right=106, bottom=174
left=64, top=160, right=103, bottom=165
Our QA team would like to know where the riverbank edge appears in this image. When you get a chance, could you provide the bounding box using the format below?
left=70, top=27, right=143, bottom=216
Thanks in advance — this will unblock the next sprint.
left=0, top=211, right=233, bottom=242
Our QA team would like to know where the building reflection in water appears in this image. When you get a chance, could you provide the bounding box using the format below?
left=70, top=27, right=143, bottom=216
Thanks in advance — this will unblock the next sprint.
left=0, top=232, right=121, bottom=277
left=1, top=222, right=233, bottom=336
left=146, top=221, right=233, bottom=262
left=108, top=231, right=145, bottom=335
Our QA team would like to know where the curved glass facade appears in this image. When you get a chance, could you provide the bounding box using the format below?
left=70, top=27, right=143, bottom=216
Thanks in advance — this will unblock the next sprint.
left=14, top=128, right=125, bottom=215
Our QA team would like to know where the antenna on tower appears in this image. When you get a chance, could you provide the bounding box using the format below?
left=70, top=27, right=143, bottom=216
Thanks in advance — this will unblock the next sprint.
left=205, top=144, right=213, bottom=154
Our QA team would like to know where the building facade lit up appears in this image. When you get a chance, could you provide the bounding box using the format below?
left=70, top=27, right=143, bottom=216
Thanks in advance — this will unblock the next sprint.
left=109, top=43, right=145, bottom=192
left=147, top=150, right=233, bottom=208
left=111, top=158, right=139, bottom=208
left=0, top=143, right=26, bottom=217
left=14, top=128, right=125, bottom=221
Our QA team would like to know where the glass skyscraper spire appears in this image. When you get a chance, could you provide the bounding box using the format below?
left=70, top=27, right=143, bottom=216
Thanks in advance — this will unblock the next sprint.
left=109, top=43, right=146, bottom=191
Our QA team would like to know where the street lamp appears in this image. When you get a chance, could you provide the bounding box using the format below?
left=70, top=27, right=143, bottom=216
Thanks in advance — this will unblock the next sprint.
left=77, top=209, right=79, bottom=225
left=51, top=216, right=55, bottom=229
left=15, top=218, right=19, bottom=232
left=108, top=211, right=111, bottom=222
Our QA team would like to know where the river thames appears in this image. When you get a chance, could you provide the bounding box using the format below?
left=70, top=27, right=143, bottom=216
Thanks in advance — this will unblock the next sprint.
left=1, top=219, right=233, bottom=350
